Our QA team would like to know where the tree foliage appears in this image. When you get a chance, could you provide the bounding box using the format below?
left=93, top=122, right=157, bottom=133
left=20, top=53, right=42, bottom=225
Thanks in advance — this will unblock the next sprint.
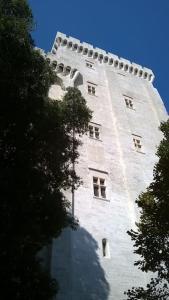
left=0, top=0, right=92, bottom=299
left=125, top=120, right=169, bottom=299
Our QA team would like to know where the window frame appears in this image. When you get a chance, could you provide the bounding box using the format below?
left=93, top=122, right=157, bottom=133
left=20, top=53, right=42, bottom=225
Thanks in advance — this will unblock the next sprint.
left=132, top=134, right=143, bottom=153
left=93, top=176, right=106, bottom=199
left=87, top=82, right=97, bottom=96
left=124, top=96, right=134, bottom=110
left=102, top=238, right=110, bottom=258
left=88, top=122, right=101, bottom=141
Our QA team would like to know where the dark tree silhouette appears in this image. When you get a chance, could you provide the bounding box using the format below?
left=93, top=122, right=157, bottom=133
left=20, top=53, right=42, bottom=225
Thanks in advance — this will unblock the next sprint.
left=0, top=0, right=92, bottom=299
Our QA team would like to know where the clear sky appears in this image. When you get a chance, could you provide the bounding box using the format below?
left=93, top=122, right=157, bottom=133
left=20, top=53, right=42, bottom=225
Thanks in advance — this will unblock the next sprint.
left=28, top=0, right=169, bottom=113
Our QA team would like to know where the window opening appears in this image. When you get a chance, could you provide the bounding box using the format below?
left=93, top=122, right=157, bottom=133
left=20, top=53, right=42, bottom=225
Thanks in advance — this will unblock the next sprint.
left=88, top=50, right=93, bottom=57
left=89, top=125, right=94, bottom=138
left=88, top=84, right=96, bottom=95
left=89, top=125, right=100, bottom=139
left=125, top=98, right=134, bottom=109
left=129, top=66, right=133, bottom=73
left=93, top=177, right=106, bottom=199
left=93, top=177, right=99, bottom=197
left=124, top=65, right=128, bottom=71
left=83, top=48, right=88, bottom=55
left=133, top=136, right=142, bottom=152
left=99, top=54, right=103, bottom=63
left=102, top=239, right=110, bottom=258
left=101, top=186, right=106, bottom=198
left=58, top=64, right=64, bottom=73
left=52, top=61, right=57, bottom=69
left=95, top=127, right=99, bottom=139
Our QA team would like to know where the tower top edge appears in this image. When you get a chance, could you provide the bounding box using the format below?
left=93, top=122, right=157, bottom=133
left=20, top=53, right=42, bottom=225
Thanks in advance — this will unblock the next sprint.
left=55, top=32, right=154, bottom=76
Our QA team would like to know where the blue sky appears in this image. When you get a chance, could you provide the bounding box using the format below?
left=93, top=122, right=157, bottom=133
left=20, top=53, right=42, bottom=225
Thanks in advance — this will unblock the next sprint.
left=29, top=0, right=169, bottom=113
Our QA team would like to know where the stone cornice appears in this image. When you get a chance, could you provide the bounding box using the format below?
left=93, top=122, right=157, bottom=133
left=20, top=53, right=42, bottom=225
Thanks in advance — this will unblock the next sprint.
left=51, top=32, right=154, bottom=83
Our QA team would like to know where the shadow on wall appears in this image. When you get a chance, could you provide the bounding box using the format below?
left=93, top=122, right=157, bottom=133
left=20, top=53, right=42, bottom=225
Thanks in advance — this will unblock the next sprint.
left=71, top=226, right=110, bottom=300
left=74, top=73, right=83, bottom=87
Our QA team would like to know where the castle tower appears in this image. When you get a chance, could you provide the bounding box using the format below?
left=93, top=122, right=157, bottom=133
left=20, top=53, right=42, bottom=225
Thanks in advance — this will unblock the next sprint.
left=46, top=32, right=168, bottom=300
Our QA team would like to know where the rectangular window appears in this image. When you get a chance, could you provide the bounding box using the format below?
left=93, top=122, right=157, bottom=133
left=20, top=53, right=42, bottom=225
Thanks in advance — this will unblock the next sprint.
left=93, top=177, right=106, bottom=199
left=87, top=82, right=96, bottom=95
left=125, top=98, right=133, bottom=109
left=132, top=134, right=142, bottom=152
left=89, top=125, right=94, bottom=138
left=94, top=185, right=99, bottom=197
left=125, top=99, right=133, bottom=109
left=86, top=61, right=93, bottom=68
left=95, top=127, right=99, bottom=139
left=123, top=95, right=134, bottom=109
left=101, top=186, right=106, bottom=198
left=89, top=124, right=100, bottom=140
left=88, top=85, right=95, bottom=95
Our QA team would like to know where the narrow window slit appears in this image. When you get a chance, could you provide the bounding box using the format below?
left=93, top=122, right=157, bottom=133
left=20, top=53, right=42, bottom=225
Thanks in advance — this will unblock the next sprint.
left=102, top=239, right=110, bottom=258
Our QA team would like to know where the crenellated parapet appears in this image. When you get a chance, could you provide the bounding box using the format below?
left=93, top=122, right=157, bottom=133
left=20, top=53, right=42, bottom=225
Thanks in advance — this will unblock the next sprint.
left=51, top=32, right=154, bottom=83
left=45, top=55, right=80, bottom=89
left=35, top=47, right=80, bottom=88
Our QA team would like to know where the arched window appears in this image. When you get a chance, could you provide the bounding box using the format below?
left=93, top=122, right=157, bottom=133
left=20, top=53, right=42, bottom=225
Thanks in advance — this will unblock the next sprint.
left=65, top=66, right=71, bottom=75
left=98, top=54, right=103, bottom=62
left=124, top=64, right=128, bottom=71
left=73, top=44, right=78, bottom=51
left=104, top=56, right=108, bottom=63
left=134, top=68, right=138, bottom=75
left=93, top=52, right=98, bottom=59
left=83, top=48, right=88, bottom=55
left=119, top=62, right=124, bottom=69
left=109, top=58, right=114, bottom=65
left=129, top=66, right=133, bottom=73
left=114, top=60, right=119, bottom=68
left=144, top=72, right=148, bottom=79
left=68, top=42, right=72, bottom=48
left=56, top=37, right=62, bottom=45
left=52, top=60, right=57, bottom=69
left=63, top=39, right=67, bottom=46
left=139, top=70, right=143, bottom=77
left=78, top=46, right=83, bottom=53
left=58, top=63, right=64, bottom=73
left=88, top=50, right=93, bottom=57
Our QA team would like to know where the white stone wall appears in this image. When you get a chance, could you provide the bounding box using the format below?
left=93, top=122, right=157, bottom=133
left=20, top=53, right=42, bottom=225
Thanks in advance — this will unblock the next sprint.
left=48, top=33, right=168, bottom=300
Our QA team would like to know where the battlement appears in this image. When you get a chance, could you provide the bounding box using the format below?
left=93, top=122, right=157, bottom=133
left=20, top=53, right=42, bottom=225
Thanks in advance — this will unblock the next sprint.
left=51, top=32, right=154, bottom=83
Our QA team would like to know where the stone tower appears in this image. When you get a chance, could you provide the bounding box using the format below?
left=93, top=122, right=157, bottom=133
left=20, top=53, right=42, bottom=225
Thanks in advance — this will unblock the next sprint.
left=46, top=32, right=168, bottom=300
